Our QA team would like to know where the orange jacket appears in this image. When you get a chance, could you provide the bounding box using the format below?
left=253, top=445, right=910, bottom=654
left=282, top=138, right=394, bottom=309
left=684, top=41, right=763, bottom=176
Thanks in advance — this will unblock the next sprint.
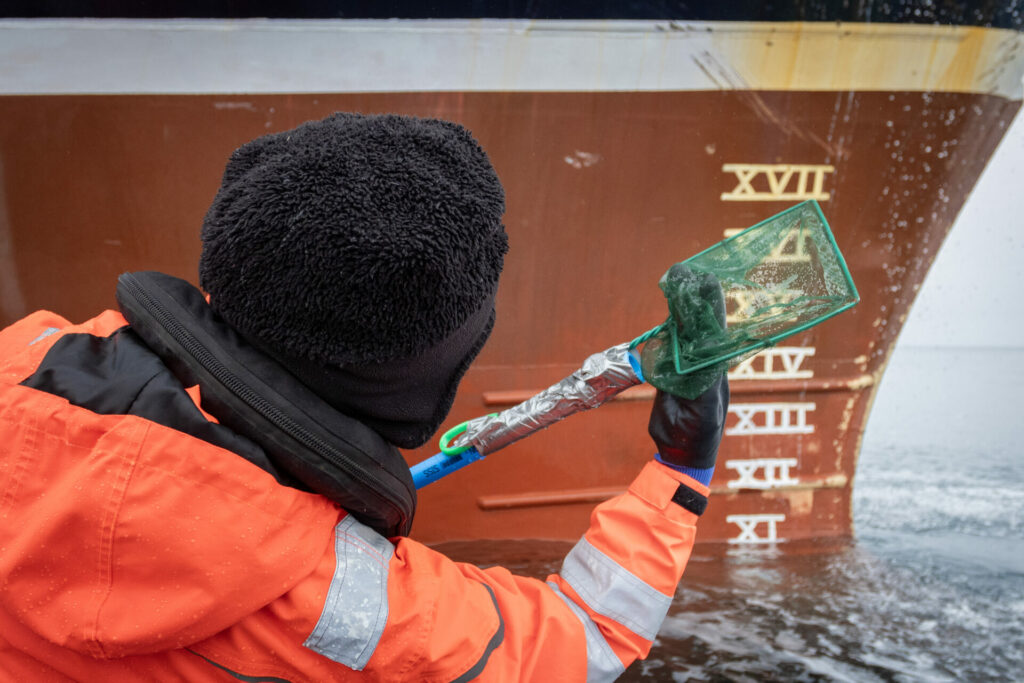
left=0, top=310, right=707, bottom=682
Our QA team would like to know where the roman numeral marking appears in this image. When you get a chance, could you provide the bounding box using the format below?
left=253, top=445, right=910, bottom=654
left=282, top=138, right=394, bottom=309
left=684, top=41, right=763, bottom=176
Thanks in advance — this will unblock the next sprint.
left=722, top=226, right=814, bottom=263
left=728, top=347, right=815, bottom=380
left=728, top=403, right=815, bottom=435
left=726, top=514, right=786, bottom=544
left=721, top=164, right=834, bottom=201
left=725, top=287, right=804, bottom=324
left=725, top=458, right=799, bottom=489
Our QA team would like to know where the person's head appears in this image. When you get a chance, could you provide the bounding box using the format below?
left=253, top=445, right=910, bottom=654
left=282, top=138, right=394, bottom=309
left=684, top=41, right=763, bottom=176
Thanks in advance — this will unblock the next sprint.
left=199, top=112, right=507, bottom=448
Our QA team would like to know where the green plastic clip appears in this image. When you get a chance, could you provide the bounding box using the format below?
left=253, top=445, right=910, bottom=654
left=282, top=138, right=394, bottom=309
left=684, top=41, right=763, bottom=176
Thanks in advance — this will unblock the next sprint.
left=439, top=414, right=498, bottom=456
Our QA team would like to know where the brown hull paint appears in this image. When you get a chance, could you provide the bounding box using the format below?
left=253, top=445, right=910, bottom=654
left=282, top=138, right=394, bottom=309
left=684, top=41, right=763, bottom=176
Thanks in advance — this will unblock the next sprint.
left=1, top=91, right=1017, bottom=543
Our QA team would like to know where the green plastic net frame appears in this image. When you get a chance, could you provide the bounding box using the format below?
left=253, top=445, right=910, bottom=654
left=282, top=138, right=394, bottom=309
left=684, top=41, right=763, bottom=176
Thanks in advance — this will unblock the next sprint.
left=635, top=200, right=859, bottom=399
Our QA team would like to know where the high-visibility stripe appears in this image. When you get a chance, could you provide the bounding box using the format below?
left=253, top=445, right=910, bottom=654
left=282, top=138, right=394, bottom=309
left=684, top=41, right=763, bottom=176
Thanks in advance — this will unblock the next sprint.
left=303, top=516, right=392, bottom=671
left=559, top=538, right=673, bottom=641
left=27, top=327, right=60, bottom=346
left=547, top=582, right=624, bottom=683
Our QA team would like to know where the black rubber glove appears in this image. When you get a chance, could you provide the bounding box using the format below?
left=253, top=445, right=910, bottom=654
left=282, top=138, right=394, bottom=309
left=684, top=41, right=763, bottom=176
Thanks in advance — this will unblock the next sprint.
left=647, top=264, right=730, bottom=470
left=648, top=375, right=729, bottom=470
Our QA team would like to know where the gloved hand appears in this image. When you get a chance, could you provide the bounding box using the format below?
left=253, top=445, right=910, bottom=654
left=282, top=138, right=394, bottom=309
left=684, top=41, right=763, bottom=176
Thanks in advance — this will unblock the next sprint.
left=648, top=376, right=729, bottom=473
left=647, top=264, right=730, bottom=482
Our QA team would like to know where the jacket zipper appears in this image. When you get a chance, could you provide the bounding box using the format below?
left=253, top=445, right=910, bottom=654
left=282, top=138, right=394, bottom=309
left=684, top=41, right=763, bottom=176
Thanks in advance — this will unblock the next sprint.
left=119, top=273, right=407, bottom=518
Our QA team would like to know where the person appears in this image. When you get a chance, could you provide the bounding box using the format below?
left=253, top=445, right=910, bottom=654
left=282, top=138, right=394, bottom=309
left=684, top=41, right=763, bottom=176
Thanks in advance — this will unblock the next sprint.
left=0, top=112, right=728, bottom=681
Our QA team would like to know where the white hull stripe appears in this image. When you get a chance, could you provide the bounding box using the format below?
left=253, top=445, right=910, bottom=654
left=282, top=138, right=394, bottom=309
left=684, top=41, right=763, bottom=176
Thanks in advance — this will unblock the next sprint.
left=303, top=515, right=392, bottom=671
left=0, top=19, right=1020, bottom=98
left=548, top=582, right=625, bottom=683
left=559, top=537, right=672, bottom=641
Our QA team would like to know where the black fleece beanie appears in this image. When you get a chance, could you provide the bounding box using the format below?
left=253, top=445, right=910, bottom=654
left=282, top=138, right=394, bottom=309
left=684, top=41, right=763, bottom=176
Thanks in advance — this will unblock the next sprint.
left=199, top=112, right=508, bottom=448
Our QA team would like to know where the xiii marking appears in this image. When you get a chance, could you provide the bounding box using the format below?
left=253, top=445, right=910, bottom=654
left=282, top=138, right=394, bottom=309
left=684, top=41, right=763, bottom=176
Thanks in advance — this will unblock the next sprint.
left=727, top=403, right=816, bottom=436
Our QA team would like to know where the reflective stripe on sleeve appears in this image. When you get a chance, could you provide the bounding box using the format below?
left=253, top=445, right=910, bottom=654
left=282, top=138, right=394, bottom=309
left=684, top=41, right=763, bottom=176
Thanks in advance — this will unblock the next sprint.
left=28, top=327, right=60, bottom=346
left=547, top=581, right=625, bottom=683
left=303, top=515, right=393, bottom=671
left=559, top=537, right=673, bottom=641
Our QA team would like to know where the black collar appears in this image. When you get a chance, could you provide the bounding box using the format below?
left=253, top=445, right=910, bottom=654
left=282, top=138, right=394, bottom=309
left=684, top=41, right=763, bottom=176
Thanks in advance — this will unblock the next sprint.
left=116, top=271, right=416, bottom=538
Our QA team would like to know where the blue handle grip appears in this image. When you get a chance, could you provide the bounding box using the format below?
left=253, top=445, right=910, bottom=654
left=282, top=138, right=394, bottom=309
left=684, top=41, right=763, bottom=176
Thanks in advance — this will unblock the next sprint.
left=411, top=447, right=485, bottom=489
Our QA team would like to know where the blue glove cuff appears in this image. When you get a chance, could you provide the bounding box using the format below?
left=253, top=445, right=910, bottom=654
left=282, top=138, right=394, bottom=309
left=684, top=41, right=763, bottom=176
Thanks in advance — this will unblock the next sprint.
left=654, top=453, right=715, bottom=486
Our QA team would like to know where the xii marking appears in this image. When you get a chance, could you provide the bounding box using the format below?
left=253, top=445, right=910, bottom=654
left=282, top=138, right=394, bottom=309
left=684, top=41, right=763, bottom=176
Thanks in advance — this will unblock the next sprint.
left=725, top=458, right=799, bottom=489
left=721, top=164, right=834, bottom=201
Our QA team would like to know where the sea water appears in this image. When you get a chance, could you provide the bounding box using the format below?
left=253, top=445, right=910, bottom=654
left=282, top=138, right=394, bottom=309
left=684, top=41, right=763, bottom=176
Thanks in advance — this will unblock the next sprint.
left=446, top=347, right=1024, bottom=680
left=638, top=346, right=1024, bottom=681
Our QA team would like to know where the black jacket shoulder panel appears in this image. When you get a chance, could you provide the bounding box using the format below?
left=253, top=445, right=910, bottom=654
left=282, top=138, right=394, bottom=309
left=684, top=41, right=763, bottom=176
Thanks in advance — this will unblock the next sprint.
left=20, top=327, right=290, bottom=484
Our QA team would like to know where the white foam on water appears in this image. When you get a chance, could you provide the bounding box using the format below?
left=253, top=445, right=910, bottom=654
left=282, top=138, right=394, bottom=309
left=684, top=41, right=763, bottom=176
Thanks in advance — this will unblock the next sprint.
left=642, top=540, right=1024, bottom=681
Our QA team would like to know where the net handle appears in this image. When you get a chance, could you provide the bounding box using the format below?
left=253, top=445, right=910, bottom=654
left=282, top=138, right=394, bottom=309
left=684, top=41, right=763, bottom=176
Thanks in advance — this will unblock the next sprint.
left=628, top=322, right=666, bottom=350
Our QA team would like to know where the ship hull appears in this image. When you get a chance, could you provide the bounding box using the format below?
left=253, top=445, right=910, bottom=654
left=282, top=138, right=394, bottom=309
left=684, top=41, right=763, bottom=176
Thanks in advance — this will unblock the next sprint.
left=1, top=21, right=1021, bottom=545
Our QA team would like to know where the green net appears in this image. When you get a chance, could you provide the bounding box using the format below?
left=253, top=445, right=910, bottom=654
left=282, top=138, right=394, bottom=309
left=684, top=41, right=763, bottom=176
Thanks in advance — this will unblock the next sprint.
left=637, top=200, right=859, bottom=399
